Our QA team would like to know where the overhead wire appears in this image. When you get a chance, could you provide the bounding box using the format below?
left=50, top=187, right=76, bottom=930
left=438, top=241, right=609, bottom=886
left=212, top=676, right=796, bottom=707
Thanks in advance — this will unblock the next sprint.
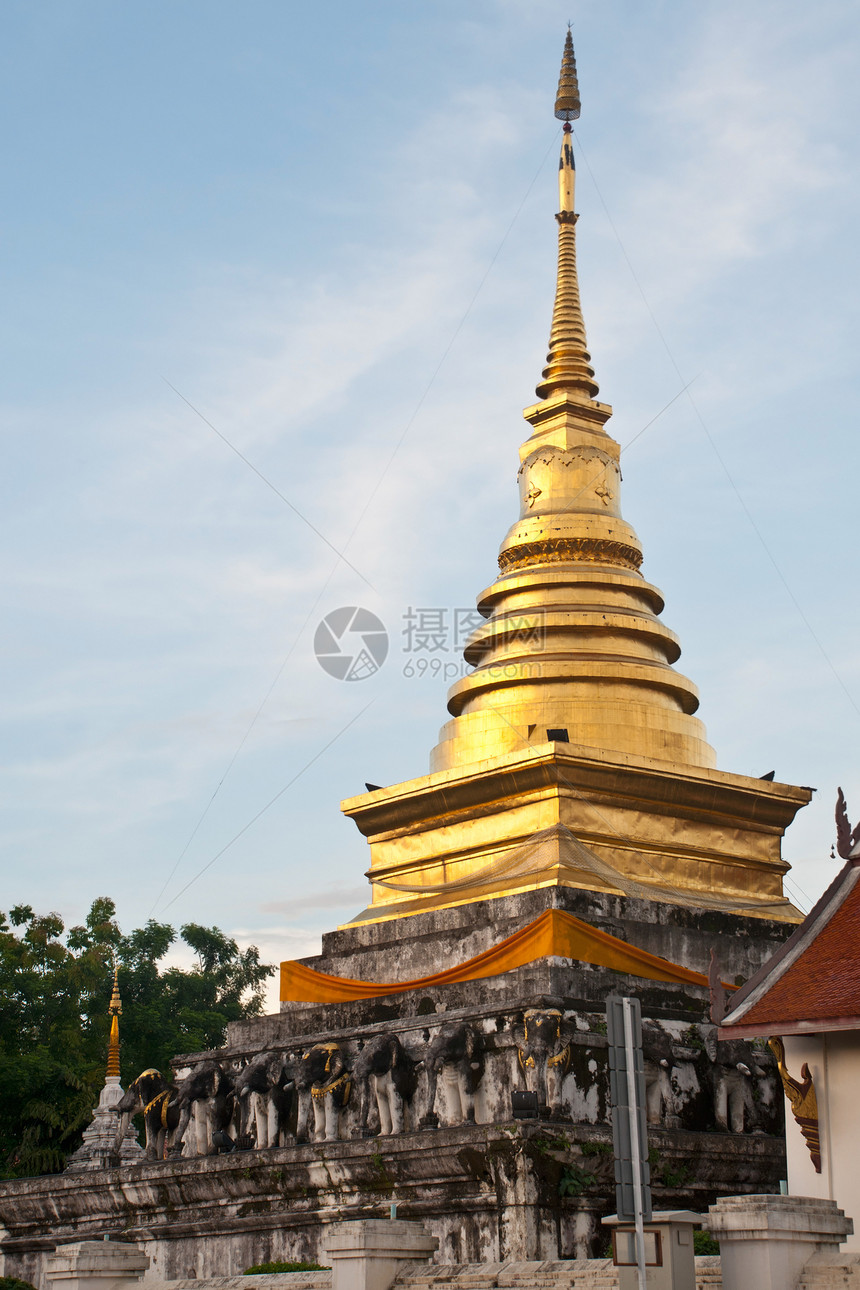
left=161, top=699, right=374, bottom=913
left=152, top=128, right=562, bottom=913
left=572, top=129, right=860, bottom=722
left=147, top=568, right=340, bottom=917
left=162, top=378, right=373, bottom=590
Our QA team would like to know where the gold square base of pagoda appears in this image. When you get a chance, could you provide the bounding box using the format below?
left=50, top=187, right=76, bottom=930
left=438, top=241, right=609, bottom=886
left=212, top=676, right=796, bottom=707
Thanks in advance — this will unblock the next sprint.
left=340, top=741, right=811, bottom=927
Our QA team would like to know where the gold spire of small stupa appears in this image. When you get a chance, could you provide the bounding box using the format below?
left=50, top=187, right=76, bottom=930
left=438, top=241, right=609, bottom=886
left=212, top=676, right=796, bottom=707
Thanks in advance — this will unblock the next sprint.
left=106, top=965, right=122, bottom=1079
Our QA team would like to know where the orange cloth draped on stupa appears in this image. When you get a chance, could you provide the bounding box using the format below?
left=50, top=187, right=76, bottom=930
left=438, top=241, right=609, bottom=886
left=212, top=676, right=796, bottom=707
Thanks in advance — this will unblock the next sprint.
left=280, top=907, right=733, bottom=1003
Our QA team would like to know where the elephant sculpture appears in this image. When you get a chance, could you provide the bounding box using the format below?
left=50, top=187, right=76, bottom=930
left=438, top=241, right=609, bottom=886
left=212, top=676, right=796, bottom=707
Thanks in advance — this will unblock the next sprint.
left=702, top=1033, right=758, bottom=1134
left=352, top=1033, right=418, bottom=1137
left=171, top=1060, right=235, bottom=1157
left=642, top=1022, right=677, bottom=1127
left=233, top=1050, right=294, bottom=1148
left=295, top=1043, right=351, bottom=1142
left=514, top=1008, right=571, bottom=1117
left=420, top=1022, right=485, bottom=1128
left=114, top=1069, right=180, bottom=1160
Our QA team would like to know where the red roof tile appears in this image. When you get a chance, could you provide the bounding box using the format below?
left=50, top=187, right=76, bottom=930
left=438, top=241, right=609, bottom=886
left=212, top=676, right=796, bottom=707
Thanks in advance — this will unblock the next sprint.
left=734, top=872, right=860, bottom=1030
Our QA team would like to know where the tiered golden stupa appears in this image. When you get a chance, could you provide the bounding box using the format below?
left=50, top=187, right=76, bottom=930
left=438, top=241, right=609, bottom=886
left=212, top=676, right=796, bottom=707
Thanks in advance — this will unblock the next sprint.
left=342, top=32, right=811, bottom=926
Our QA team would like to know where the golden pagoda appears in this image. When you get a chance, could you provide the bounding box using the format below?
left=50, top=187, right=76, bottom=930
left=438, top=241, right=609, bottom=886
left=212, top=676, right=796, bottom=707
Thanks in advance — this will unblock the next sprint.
left=342, top=32, right=811, bottom=926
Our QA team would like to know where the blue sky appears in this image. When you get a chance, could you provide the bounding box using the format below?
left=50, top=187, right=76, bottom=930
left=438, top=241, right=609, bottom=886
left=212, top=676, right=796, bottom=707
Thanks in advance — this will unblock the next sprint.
left=2, top=1, right=859, bottom=1006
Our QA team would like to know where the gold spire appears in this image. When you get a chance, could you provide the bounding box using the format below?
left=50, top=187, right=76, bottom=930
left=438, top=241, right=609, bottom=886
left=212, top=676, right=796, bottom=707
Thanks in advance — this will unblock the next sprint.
left=537, top=37, right=598, bottom=402
left=106, top=965, right=121, bottom=1079
left=428, top=30, right=713, bottom=774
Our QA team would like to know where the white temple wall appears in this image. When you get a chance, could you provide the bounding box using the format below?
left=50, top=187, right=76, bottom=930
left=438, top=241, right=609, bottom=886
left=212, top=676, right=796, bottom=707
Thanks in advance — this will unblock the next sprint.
left=784, top=1031, right=860, bottom=1251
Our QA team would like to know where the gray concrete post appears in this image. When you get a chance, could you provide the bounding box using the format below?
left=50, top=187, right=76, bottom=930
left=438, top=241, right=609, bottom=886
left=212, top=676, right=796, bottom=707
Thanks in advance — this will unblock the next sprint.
left=602, top=1210, right=701, bottom=1290
left=707, top=1195, right=853, bottom=1290
left=45, top=1242, right=149, bottom=1290
left=324, top=1221, right=438, bottom=1290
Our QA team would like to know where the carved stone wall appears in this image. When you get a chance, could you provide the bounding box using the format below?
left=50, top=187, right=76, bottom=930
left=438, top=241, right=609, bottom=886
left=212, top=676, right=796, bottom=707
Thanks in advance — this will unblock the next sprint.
left=0, top=887, right=791, bottom=1286
left=0, top=1121, right=783, bottom=1287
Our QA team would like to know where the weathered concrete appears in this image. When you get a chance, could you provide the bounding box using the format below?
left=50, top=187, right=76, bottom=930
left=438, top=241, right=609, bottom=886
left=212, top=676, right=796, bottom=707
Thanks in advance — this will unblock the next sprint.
left=0, top=887, right=792, bottom=1289
left=0, top=1123, right=780, bottom=1289
left=68, top=1260, right=727, bottom=1290
left=325, top=1221, right=437, bottom=1290
left=602, top=1211, right=702, bottom=1290
left=799, top=1250, right=860, bottom=1287
left=254, top=887, right=792, bottom=1043
left=707, top=1195, right=853, bottom=1290
left=143, top=1277, right=330, bottom=1290
left=45, top=1241, right=149, bottom=1290
left=65, top=1077, right=144, bottom=1173
left=212, top=892, right=789, bottom=1152
left=399, top=1259, right=724, bottom=1288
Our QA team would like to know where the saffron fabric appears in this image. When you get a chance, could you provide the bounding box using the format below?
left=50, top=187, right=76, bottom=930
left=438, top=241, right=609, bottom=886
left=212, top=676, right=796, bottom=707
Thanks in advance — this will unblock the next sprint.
left=279, top=907, right=728, bottom=1003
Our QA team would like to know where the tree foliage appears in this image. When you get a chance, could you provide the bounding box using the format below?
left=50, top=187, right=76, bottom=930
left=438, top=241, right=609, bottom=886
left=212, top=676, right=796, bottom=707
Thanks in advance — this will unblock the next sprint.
left=0, top=897, right=274, bottom=1178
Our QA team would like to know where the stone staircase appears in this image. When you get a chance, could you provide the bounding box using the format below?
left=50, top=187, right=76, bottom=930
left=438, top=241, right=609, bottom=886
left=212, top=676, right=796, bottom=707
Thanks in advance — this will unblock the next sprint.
left=399, top=1264, right=617, bottom=1290
left=145, top=1255, right=726, bottom=1290
left=799, top=1252, right=860, bottom=1288
left=152, top=1276, right=332, bottom=1290
left=399, top=1256, right=723, bottom=1289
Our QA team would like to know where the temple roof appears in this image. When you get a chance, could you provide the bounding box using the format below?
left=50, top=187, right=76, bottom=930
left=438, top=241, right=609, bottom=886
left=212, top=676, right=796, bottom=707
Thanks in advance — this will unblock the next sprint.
left=720, top=855, right=860, bottom=1036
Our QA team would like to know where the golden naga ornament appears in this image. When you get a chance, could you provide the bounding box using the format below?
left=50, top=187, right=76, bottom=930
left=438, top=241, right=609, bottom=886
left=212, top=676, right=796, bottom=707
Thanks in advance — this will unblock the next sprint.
left=768, top=1037, right=821, bottom=1173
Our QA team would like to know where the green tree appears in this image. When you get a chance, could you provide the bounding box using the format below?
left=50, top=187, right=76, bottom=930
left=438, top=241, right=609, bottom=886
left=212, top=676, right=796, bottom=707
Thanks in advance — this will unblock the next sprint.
left=0, top=898, right=274, bottom=1178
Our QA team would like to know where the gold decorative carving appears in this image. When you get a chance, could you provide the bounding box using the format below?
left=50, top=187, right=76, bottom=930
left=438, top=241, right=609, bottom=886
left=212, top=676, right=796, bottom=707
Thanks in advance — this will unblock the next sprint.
left=554, top=28, right=581, bottom=121
left=769, top=1036, right=821, bottom=1173
left=311, top=1071, right=352, bottom=1103
left=516, top=1008, right=572, bottom=1080
left=499, top=537, right=643, bottom=573
left=555, top=210, right=578, bottom=225
left=526, top=484, right=543, bottom=508
left=547, top=1042, right=572, bottom=1073
left=143, top=1088, right=173, bottom=1128
left=518, top=445, right=618, bottom=473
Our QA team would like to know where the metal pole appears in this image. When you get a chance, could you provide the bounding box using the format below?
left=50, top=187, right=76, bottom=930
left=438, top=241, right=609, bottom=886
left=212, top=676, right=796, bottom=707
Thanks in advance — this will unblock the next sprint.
left=622, top=996, right=647, bottom=1290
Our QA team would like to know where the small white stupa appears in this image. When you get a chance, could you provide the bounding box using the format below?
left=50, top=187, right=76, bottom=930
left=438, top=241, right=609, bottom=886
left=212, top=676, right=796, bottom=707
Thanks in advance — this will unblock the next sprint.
left=65, top=966, right=144, bottom=1171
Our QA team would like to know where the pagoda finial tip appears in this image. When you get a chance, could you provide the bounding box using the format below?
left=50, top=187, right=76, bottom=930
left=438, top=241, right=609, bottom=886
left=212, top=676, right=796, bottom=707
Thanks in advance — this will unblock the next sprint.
left=555, top=27, right=581, bottom=122
left=108, top=963, right=122, bottom=1016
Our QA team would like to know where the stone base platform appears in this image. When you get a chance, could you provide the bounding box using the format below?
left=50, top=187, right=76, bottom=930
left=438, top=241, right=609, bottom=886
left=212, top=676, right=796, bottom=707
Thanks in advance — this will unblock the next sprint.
left=0, top=887, right=791, bottom=1290
left=0, top=1122, right=780, bottom=1288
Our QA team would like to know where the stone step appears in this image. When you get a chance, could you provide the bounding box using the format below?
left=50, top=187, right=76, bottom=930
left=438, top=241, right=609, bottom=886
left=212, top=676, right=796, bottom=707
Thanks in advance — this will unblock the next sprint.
left=400, top=1257, right=722, bottom=1290
left=411, top=1282, right=617, bottom=1290
left=799, top=1253, right=860, bottom=1290
left=397, top=1263, right=618, bottom=1289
